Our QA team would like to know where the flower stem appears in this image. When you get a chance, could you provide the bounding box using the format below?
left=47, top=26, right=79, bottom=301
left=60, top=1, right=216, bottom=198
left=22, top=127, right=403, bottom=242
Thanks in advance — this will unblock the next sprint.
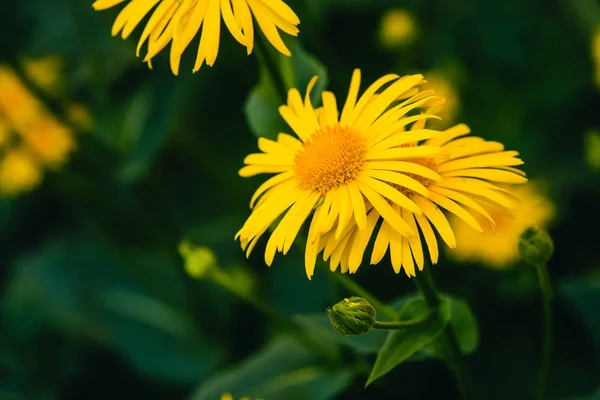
left=535, top=263, right=553, bottom=400
left=209, top=268, right=339, bottom=364
left=372, top=315, right=429, bottom=330
left=414, top=267, right=473, bottom=400
left=254, top=33, right=288, bottom=103
left=320, top=262, right=398, bottom=320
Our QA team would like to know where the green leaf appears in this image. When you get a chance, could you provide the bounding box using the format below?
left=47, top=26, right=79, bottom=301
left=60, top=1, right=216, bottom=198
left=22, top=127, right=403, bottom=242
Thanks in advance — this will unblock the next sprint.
left=244, top=37, right=328, bottom=140
left=446, top=296, right=479, bottom=354
left=189, top=336, right=352, bottom=400
left=366, top=296, right=451, bottom=386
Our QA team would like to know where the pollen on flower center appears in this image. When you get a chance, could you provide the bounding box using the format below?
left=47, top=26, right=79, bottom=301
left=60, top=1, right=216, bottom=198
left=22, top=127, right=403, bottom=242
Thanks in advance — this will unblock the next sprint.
left=293, top=125, right=366, bottom=194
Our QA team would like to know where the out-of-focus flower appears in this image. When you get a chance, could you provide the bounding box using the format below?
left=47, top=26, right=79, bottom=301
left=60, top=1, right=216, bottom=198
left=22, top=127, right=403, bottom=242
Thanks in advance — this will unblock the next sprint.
left=450, top=183, right=554, bottom=268
left=220, top=394, right=264, bottom=400
left=22, top=56, right=63, bottom=96
left=236, top=69, right=445, bottom=279
left=65, top=102, right=94, bottom=132
left=92, top=0, right=300, bottom=75
left=326, top=123, right=527, bottom=276
left=0, top=148, right=42, bottom=196
left=379, top=9, right=417, bottom=49
left=178, top=240, right=218, bottom=279
left=424, top=72, right=460, bottom=129
left=592, top=27, right=600, bottom=88
left=584, top=130, right=600, bottom=172
left=0, top=64, right=76, bottom=196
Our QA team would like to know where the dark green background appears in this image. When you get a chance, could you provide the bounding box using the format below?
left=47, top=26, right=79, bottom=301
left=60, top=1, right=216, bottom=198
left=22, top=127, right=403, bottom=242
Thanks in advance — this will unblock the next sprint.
left=1, top=0, right=599, bottom=399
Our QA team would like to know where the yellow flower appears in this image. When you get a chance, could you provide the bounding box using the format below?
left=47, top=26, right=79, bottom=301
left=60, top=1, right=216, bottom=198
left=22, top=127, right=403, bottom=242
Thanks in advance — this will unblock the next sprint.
left=321, top=123, right=527, bottom=277
left=0, top=148, right=42, bottom=196
left=0, top=64, right=76, bottom=196
left=236, top=69, right=446, bottom=279
left=92, top=0, right=300, bottom=75
left=424, top=72, right=460, bottom=129
left=0, top=66, right=75, bottom=168
left=450, top=183, right=554, bottom=268
left=379, top=9, right=417, bottom=49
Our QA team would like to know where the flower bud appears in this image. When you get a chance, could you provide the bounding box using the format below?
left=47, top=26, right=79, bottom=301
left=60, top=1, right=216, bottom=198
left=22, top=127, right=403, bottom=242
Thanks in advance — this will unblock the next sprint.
left=178, top=240, right=218, bottom=279
left=519, top=226, right=554, bottom=266
left=327, top=297, right=376, bottom=336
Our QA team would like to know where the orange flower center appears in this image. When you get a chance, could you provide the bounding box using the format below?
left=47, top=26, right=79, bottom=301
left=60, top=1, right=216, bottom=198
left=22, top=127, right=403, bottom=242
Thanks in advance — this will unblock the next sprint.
left=293, top=125, right=367, bottom=195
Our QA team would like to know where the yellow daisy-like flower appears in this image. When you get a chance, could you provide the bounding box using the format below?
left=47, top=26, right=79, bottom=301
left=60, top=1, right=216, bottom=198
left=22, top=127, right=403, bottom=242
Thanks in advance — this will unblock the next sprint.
left=321, top=123, right=527, bottom=276
left=92, top=0, right=300, bottom=75
left=450, top=183, right=553, bottom=268
left=236, top=69, right=447, bottom=279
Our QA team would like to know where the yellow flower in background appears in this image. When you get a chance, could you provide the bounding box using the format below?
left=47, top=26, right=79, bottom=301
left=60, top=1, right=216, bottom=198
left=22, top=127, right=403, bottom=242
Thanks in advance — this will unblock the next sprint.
left=592, top=27, right=600, bottom=88
left=585, top=129, right=600, bottom=171
left=379, top=9, right=417, bottom=49
left=237, top=69, right=445, bottom=279
left=450, top=183, right=554, bottom=268
left=220, top=393, right=264, bottom=400
left=324, top=123, right=527, bottom=276
left=64, top=102, right=95, bottom=132
left=0, top=148, right=42, bottom=196
left=424, top=72, right=460, bottom=129
left=92, top=0, right=300, bottom=75
left=22, top=56, right=63, bottom=95
left=0, top=64, right=76, bottom=196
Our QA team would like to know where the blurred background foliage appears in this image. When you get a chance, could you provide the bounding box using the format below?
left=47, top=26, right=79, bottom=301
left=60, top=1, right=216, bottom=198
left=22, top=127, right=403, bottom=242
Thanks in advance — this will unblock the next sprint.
left=0, top=0, right=599, bottom=399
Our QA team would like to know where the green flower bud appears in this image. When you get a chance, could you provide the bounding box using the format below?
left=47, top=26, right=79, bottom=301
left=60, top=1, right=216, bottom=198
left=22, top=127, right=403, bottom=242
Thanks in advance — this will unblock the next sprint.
left=327, top=296, right=376, bottom=336
left=519, top=226, right=554, bottom=266
left=178, top=240, right=218, bottom=279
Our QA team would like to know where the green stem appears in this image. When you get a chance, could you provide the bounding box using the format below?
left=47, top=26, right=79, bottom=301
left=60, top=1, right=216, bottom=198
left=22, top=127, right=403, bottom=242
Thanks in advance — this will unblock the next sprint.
left=254, top=33, right=288, bottom=103
left=535, top=263, right=553, bottom=400
left=372, top=315, right=429, bottom=330
left=320, top=262, right=398, bottom=320
left=414, top=267, right=472, bottom=400
left=209, top=268, right=338, bottom=364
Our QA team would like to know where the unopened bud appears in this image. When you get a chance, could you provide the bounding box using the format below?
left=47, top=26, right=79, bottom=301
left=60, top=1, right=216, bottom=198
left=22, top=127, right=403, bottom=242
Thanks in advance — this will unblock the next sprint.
left=327, top=297, right=376, bottom=336
left=178, top=241, right=218, bottom=279
left=519, top=226, right=554, bottom=266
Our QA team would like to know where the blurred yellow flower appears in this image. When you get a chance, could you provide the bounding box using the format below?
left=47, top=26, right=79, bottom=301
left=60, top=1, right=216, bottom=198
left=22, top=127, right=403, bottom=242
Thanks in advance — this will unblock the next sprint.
left=22, top=56, right=63, bottom=95
left=379, top=9, right=417, bottom=49
left=323, top=123, right=527, bottom=276
left=585, top=129, right=600, bottom=171
left=220, top=394, right=263, bottom=400
left=0, top=148, right=42, bottom=196
left=65, top=102, right=94, bottom=132
left=237, top=69, right=447, bottom=279
left=592, top=27, right=600, bottom=88
left=0, top=64, right=76, bottom=196
left=450, top=183, right=554, bottom=268
left=93, top=0, right=300, bottom=75
left=178, top=240, right=218, bottom=279
left=424, top=72, right=460, bottom=129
